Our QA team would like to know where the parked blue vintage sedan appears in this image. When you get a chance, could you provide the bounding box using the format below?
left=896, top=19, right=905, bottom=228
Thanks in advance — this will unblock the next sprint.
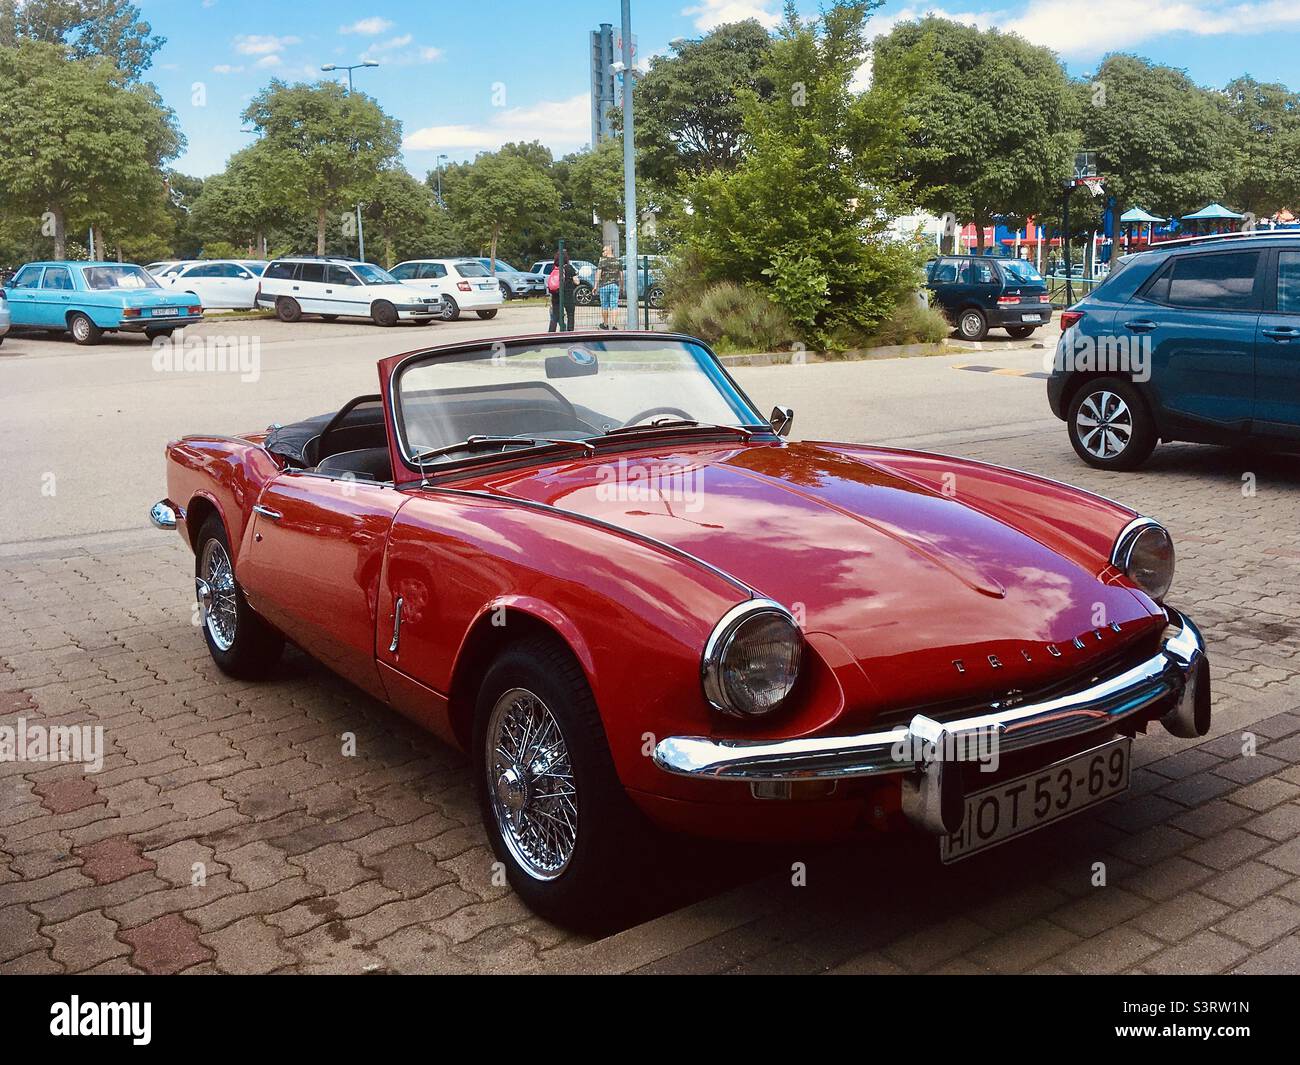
left=3, top=261, right=204, bottom=345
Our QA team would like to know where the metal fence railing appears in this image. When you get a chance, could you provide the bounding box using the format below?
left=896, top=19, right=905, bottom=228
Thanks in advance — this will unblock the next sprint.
left=544, top=249, right=669, bottom=332
left=1046, top=273, right=1103, bottom=307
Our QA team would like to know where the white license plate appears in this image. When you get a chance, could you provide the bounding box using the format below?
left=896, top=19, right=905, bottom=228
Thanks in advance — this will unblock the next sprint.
left=941, top=737, right=1130, bottom=863
left=149, top=308, right=180, bottom=317
left=1021, top=313, right=1043, bottom=322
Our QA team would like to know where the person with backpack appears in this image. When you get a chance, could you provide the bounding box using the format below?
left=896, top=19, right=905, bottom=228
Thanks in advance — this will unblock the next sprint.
left=547, top=252, right=578, bottom=333
left=594, top=244, right=623, bottom=330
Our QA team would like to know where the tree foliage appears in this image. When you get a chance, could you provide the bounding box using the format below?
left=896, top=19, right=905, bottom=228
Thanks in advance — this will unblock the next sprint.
left=0, top=0, right=164, bottom=79
left=241, top=81, right=402, bottom=255
left=630, top=19, right=774, bottom=188
left=1219, top=76, right=1300, bottom=219
left=874, top=17, right=1079, bottom=250
left=0, top=40, right=183, bottom=258
left=679, top=0, right=922, bottom=349
left=445, top=144, right=561, bottom=265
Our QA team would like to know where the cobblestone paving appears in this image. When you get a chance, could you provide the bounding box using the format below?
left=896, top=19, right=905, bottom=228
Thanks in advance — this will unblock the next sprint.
left=1, top=415, right=1297, bottom=974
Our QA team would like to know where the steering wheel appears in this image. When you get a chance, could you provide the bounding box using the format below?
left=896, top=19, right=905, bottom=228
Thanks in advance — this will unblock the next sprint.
left=623, top=406, right=693, bottom=428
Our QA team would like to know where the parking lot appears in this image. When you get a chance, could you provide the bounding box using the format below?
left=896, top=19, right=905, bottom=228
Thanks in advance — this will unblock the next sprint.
left=2, top=312, right=1298, bottom=973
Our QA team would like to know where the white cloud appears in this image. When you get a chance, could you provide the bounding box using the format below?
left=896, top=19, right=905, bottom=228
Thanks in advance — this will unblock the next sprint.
left=404, top=93, right=591, bottom=153
left=212, top=63, right=244, bottom=74
left=681, top=0, right=781, bottom=31
left=363, top=34, right=414, bottom=54
left=419, top=46, right=444, bottom=61
left=357, top=40, right=444, bottom=67
left=341, top=17, right=394, bottom=35
left=234, top=34, right=300, bottom=56
left=1006, top=0, right=1300, bottom=55
left=255, top=54, right=281, bottom=69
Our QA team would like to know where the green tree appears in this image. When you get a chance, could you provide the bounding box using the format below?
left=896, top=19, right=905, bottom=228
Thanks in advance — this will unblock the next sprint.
left=241, top=80, right=402, bottom=255
left=680, top=1, right=919, bottom=348
left=364, top=167, right=439, bottom=266
left=189, top=146, right=280, bottom=255
left=0, top=0, right=164, bottom=79
left=1219, top=76, right=1300, bottom=219
left=565, top=137, right=628, bottom=223
left=0, top=41, right=183, bottom=258
left=450, top=146, right=560, bottom=267
left=1080, top=55, right=1231, bottom=220
left=630, top=19, right=774, bottom=187
left=874, top=17, right=1079, bottom=250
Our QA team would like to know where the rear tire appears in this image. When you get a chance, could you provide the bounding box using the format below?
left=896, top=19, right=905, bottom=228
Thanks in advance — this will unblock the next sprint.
left=476, top=309, right=498, bottom=320
left=194, top=515, right=284, bottom=678
left=320, top=314, right=338, bottom=322
left=1006, top=325, right=1036, bottom=339
left=69, top=312, right=102, bottom=345
left=275, top=297, right=301, bottom=323
left=1067, top=377, right=1158, bottom=471
left=956, top=307, right=988, bottom=341
left=371, top=300, right=398, bottom=327
left=473, top=635, right=653, bottom=931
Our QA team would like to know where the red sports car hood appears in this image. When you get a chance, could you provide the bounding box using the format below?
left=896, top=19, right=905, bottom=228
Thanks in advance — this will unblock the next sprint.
left=476, top=441, right=1162, bottom=709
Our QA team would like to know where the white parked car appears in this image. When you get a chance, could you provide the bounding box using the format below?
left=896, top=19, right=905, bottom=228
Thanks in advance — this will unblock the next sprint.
left=254, top=257, right=443, bottom=326
left=388, top=259, right=504, bottom=321
left=163, top=260, right=268, bottom=310
left=0, top=288, right=10, bottom=346
left=145, top=260, right=197, bottom=280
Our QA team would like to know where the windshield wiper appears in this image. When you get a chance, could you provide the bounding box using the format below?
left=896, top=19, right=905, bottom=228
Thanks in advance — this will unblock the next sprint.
left=601, top=419, right=758, bottom=440
left=410, top=435, right=596, bottom=481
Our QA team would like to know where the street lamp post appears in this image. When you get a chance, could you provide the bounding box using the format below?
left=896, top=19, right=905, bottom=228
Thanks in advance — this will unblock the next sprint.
left=320, top=59, right=379, bottom=94
left=436, top=154, right=449, bottom=205
left=618, top=0, right=638, bottom=329
left=321, top=60, right=379, bottom=261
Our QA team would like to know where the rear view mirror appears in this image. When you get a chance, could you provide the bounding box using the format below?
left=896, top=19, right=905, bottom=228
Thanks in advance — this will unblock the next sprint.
left=545, top=349, right=600, bottom=379
left=770, top=406, right=794, bottom=437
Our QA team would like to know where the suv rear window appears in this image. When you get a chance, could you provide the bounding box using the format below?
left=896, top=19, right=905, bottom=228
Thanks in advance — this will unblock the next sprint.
left=455, top=262, right=489, bottom=277
left=265, top=261, right=297, bottom=280
left=1149, top=251, right=1261, bottom=311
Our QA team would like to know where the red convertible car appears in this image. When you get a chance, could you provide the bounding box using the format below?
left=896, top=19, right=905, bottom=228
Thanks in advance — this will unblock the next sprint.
left=152, top=332, right=1210, bottom=924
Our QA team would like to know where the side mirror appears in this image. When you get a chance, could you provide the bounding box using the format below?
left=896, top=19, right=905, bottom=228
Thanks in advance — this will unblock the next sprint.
left=769, top=406, right=794, bottom=437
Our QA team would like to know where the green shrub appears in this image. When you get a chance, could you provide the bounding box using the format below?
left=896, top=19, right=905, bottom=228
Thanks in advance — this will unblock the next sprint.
left=854, top=297, right=951, bottom=347
left=670, top=282, right=799, bottom=354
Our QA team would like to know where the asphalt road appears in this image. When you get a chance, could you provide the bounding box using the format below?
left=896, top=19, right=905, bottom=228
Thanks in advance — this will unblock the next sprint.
left=0, top=307, right=1058, bottom=547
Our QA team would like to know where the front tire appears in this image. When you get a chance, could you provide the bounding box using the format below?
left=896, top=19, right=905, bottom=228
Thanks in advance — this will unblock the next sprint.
left=69, top=312, right=102, bottom=345
left=194, top=515, right=284, bottom=678
left=956, top=307, right=988, bottom=341
left=1006, top=325, right=1036, bottom=339
left=476, top=309, right=498, bottom=320
left=275, top=297, right=301, bottom=323
left=439, top=296, right=460, bottom=322
left=371, top=300, right=398, bottom=327
left=473, top=635, right=651, bottom=930
left=1067, top=377, right=1157, bottom=471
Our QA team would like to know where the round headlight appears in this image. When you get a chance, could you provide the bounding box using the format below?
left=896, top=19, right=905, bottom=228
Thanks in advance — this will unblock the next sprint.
left=702, top=601, right=802, bottom=717
left=1115, top=520, right=1175, bottom=601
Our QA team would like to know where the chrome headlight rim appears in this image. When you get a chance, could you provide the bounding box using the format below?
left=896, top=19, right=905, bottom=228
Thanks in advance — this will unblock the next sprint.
left=701, top=598, right=803, bottom=718
left=1112, top=516, right=1175, bottom=601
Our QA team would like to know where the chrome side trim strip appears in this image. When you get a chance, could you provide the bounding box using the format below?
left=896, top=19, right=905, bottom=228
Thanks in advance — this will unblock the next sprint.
left=653, top=609, right=1207, bottom=783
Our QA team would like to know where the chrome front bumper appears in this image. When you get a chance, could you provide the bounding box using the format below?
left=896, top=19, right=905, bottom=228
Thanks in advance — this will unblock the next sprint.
left=654, top=610, right=1209, bottom=832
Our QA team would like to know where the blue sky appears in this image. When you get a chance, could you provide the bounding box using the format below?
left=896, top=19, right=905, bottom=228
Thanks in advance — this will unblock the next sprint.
left=140, top=0, right=1300, bottom=179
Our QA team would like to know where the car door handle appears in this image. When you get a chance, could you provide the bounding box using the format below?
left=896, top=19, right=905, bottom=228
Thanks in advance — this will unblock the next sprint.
left=1262, top=327, right=1300, bottom=341
left=388, top=597, right=403, bottom=654
left=252, top=505, right=282, bottom=521
left=1125, top=319, right=1157, bottom=333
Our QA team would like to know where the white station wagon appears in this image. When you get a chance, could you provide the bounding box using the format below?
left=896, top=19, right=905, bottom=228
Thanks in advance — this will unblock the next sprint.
left=255, top=257, right=443, bottom=326
left=388, top=258, right=504, bottom=321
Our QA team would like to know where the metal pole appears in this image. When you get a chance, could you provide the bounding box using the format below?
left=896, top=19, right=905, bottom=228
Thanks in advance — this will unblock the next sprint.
left=356, top=204, right=365, bottom=262
left=1062, top=186, right=1073, bottom=307
left=620, top=0, right=638, bottom=329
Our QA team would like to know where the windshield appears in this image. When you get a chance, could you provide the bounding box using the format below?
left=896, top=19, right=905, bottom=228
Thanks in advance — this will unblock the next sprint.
left=999, top=259, right=1044, bottom=284
left=395, top=337, right=765, bottom=466
left=354, top=263, right=398, bottom=285
left=456, top=261, right=490, bottom=277
left=82, top=266, right=160, bottom=290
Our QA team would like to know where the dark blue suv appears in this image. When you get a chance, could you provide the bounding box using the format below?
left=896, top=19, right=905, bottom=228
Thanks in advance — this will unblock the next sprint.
left=925, top=255, right=1052, bottom=341
left=1047, top=233, right=1300, bottom=469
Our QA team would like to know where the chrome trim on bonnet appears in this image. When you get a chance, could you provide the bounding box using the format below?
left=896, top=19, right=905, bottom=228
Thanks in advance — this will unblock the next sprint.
left=1110, top=515, right=1167, bottom=569
left=653, top=609, right=1208, bottom=784
left=701, top=598, right=800, bottom=716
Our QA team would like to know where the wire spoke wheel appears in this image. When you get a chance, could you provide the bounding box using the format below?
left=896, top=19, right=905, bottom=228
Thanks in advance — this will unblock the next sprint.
left=197, top=538, right=238, bottom=652
left=486, top=686, right=578, bottom=881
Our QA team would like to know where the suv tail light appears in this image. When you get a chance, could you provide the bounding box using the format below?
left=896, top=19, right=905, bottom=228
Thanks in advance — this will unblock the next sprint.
left=1060, top=310, right=1084, bottom=329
